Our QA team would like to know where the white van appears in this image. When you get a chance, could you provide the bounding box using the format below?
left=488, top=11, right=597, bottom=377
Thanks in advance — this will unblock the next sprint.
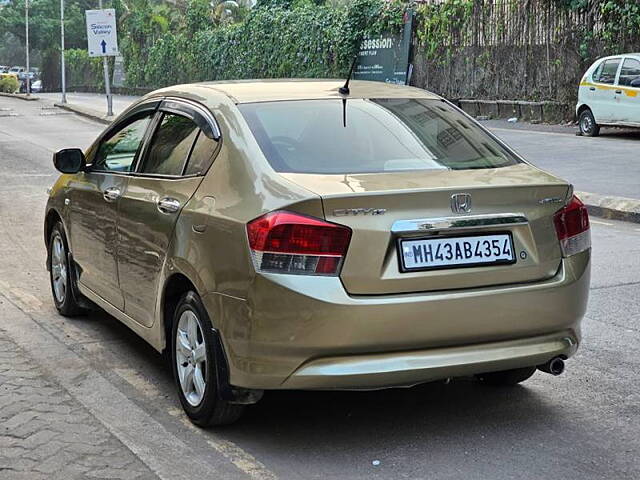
left=576, top=53, right=640, bottom=136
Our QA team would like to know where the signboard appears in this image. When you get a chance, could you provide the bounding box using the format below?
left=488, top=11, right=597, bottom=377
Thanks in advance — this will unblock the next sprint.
left=353, top=11, right=413, bottom=85
left=112, top=55, right=126, bottom=87
left=85, top=9, right=119, bottom=57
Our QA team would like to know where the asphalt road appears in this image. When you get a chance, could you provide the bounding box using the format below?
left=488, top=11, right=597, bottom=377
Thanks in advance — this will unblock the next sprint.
left=483, top=119, right=640, bottom=199
left=1, top=96, right=639, bottom=479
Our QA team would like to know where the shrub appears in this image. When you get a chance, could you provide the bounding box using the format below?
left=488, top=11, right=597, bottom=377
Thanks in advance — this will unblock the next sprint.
left=64, top=49, right=106, bottom=88
left=0, top=75, right=20, bottom=93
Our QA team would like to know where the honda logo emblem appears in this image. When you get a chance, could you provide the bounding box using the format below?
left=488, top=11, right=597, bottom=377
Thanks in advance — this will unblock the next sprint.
left=450, top=193, right=472, bottom=214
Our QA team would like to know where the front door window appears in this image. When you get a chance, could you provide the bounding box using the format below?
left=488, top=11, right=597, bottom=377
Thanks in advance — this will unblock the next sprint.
left=93, top=114, right=153, bottom=172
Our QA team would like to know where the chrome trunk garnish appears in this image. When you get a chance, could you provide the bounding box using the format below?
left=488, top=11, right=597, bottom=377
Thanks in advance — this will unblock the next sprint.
left=391, top=213, right=528, bottom=234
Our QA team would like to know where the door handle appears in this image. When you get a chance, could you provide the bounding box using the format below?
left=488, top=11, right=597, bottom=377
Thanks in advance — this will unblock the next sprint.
left=157, top=197, right=181, bottom=214
left=615, top=90, right=622, bottom=94
left=589, top=87, right=596, bottom=91
left=103, top=187, right=121, bottom=202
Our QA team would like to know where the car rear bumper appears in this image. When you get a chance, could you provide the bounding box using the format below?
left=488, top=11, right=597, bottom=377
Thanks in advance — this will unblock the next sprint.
left=282, top=330, right=577, bottom=390
left=204, top=250, right=589, bottom=390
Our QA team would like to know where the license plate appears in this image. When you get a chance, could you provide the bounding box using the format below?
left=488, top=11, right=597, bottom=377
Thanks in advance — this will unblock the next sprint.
left=399, top=233, right=515, bottom=272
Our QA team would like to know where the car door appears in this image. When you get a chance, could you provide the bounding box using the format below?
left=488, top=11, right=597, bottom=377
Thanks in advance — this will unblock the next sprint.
left=117, top=99, right=221, bottom=327
left=590, top=57, right=622, bottom=123
left=67, top=102, right=158, bottom=309
left=616, top=57, right=640, bottom=125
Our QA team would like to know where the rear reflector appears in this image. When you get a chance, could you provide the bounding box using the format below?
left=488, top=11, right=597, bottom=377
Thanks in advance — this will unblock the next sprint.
left=247, top=211, right=352, bottom=275
left=553, top=195, right=590, bottom=257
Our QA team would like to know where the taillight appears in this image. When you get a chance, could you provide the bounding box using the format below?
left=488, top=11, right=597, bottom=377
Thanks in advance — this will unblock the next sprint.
left=553, top=195, right=590, bottom=257
left=247, top=211, right=352, bottom=276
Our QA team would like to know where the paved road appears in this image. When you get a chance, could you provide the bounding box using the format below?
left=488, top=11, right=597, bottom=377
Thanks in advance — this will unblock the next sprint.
left=0, top=95, right=639, bottom=479
left=483, top=119, right=640, bottom=199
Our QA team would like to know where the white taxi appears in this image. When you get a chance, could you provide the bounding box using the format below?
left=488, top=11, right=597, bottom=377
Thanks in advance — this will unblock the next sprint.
left=576, top=53, right=640, bottom=136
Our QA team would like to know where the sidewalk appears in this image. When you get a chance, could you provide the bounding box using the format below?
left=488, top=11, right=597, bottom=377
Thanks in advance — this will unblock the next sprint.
left=38, top=92, right=137, bottom=122
left=37, top=91, right=640, bottom=222
left=0, top=327, right=157, bottom=479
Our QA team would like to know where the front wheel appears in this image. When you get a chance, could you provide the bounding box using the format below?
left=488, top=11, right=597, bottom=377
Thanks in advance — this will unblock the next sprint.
left=476, top=366, right=537, bottom=386
left=578, top=109, right=600, bottom=137
left=48, top=222, right=84, bottom=316
left=171, top=291, right=245, bottom=427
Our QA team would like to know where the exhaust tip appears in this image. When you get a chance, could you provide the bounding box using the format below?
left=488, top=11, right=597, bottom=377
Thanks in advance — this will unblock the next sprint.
left=538, top=357, right=565, bottom=376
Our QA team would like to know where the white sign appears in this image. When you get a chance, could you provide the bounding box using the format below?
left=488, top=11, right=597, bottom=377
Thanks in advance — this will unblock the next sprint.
left=85, top=9, right=119, bottom=57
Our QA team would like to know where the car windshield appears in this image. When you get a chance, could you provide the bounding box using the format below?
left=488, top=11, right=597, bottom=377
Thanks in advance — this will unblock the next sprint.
left=238, top=98, right=521, bottom=174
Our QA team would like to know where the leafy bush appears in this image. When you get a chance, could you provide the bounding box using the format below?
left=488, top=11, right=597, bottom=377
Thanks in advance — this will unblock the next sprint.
left=0, top=75, right=20, bottom=93
left=64, top=49, right=106, bottom=88
left=124, top=0, right=408, bottom=88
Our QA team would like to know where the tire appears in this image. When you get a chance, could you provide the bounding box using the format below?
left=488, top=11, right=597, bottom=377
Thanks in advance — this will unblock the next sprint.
left=578, top=108, right=600, bottom=137
left=476, top=366, right=537, bottom=386
left=48, top=222, right=84, bottom=316
left=171, top=291, right=245, bottom=427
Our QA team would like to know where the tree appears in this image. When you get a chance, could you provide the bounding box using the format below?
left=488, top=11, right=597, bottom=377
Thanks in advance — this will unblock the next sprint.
left=0, top=0, right=97, bottom=88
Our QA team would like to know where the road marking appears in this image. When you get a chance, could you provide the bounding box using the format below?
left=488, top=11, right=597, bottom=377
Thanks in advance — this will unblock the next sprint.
left=170, top=412, right=278, bottom=480
left=0, top=281, right=44, bottom=313
left=591, top=220, right=613, bottom=226
left=114, top=367, right=166, bottom=399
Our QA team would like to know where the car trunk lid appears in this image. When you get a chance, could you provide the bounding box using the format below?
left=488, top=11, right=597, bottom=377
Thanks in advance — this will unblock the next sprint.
left=280, top=163, right=570, bottom=295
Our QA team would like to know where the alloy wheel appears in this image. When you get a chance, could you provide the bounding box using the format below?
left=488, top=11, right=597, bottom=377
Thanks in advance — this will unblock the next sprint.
left=51, top=233, right=67, bottom=304
left=175, top=310, right=207, bottom=407
left=580, top=115, right=593, bottom=134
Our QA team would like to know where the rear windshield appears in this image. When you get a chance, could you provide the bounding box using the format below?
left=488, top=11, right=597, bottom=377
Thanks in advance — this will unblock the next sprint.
left=238, top=98, right=521, bottom=174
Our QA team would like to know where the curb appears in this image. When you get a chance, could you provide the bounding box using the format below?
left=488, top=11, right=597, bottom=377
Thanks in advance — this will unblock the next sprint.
left=54, top=102, right=114, bottom=125
left=0, top=92, right=40, bottom=101
left=576, top=191, right=640, bottom=224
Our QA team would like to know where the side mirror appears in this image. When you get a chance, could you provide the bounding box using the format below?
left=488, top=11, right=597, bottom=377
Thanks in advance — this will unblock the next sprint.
left=53, top=148, right=85, bottom=174
left=630, top=78, right=640, bottom=88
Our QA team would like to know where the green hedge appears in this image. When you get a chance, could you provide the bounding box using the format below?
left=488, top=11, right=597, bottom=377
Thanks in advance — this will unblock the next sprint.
left=0, top=75, right=20, bottom=93
left=64, top=48, right=105, bottom=88
left=126, top=0, right=407, bottom=88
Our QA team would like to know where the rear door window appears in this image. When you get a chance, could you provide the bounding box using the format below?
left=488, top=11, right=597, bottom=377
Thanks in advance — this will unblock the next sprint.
left=619, top=58, right=640, bottom=87
left=140, top=113, right=200, bottom=176
left=183, top=131, right=219, bottom=176
left=238, top=99, right=521, bottom=174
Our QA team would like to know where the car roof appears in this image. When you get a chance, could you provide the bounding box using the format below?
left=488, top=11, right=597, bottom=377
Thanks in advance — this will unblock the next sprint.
left=597, top=53, right=640, bottom=61
left=152, top=79, right=440, bottom=104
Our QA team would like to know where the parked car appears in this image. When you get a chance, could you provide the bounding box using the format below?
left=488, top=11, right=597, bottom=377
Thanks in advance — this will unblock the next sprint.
left=45, top=80, right=591, bottom=426
left=9, top=66, right=25, bottom=76
left=577, top=53, right=640, bottom=136
left=30, top=79, right=42, bottom=93
left=0, top=65, right=9, bottom=73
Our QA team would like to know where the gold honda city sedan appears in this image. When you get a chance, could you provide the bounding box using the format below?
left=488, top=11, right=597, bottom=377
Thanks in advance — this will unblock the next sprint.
left=45, top=80, right=590, bottom=426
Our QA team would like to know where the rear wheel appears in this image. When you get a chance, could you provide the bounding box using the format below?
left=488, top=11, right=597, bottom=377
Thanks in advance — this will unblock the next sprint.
left=48, top=222, right=84, bottom=316
left=171, top=291, right=245, bottom=427
left=476, top=366, right=537, bottom=386
left=578, top=109, right=600, bottom=137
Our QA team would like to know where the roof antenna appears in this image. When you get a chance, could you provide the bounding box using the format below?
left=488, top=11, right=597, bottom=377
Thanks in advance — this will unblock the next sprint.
left=339, top=55, right=358, bottom=95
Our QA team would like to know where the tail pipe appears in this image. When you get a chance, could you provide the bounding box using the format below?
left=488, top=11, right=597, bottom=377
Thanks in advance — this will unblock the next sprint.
left=537, top=357, right=565, bottom=376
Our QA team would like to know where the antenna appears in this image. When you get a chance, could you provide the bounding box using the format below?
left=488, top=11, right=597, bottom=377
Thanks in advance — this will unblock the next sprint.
left=339, top=55, right=358, bottom=95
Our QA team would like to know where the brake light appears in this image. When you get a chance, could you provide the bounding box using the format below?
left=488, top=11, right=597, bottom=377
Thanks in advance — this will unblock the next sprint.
left=247, top=211, right=352, bottom=276
left=553, top=195, right=590, bottom=257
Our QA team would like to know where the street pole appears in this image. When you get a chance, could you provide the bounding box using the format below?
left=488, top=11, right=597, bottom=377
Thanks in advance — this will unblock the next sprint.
left=25, top=0, right=30, bottom=96
left=60, top=0, right=67, bottom=103
left=98, top=0, right=113, bottom=117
